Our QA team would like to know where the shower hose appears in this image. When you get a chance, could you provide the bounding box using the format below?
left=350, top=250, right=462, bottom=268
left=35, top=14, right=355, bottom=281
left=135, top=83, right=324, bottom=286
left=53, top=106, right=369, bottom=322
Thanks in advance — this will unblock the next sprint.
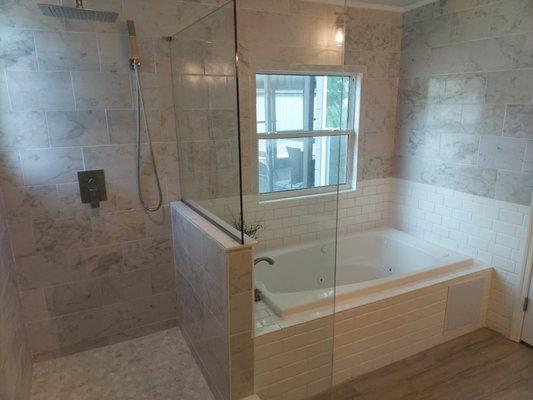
left=133, top=63, right=163, bottom=212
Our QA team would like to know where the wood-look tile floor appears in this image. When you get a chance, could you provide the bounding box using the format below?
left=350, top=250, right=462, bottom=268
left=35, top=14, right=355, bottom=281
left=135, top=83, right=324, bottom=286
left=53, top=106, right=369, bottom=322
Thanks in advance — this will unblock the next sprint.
left=331, top=328, right=533, bottom=400
left=30, top=328, right=214, bottom=400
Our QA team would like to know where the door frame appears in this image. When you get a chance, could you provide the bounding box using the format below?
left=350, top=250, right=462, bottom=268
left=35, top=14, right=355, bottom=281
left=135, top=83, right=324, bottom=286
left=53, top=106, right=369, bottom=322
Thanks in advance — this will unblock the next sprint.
left=511, top=205, right=533, bottom=341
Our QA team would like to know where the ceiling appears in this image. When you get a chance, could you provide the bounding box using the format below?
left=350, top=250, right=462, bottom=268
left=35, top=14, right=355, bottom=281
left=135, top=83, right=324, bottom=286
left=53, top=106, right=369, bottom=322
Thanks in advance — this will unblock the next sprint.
left=305, top=0, right=436, bottom=11
left=357, top=0, right=430, bottom=6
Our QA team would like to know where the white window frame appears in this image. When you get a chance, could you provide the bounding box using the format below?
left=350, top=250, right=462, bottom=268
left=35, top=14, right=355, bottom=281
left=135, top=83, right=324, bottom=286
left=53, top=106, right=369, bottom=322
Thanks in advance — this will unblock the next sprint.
left=255, top=71, right=362, bottom=201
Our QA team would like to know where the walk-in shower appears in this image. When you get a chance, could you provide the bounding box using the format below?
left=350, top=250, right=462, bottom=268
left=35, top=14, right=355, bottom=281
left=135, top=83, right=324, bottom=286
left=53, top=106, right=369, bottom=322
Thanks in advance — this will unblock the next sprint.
left=36, top=3, right=163, bottom=212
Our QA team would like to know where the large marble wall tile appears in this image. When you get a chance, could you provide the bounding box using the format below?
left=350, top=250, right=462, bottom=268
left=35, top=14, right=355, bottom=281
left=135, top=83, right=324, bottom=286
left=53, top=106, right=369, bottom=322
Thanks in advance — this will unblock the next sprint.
left=33, top=216, right=93, bottom=253
left=44, top=280, right=102, bottom=317
left=0, top=28, right=37, bottom=71
left=3, top=185, right=59, bottom=224
left=136, top=72, right=173, bottom=109
left=19, top=147, right=83, bottom=185
left=34, top=31, right=99, bottom=71
left=72, top=72, right=132, bottom=109
left=402, top=15, right=451, bottom=49
left=525, top=140, right=533, bottom=173
left=0, top=72, right=11, bottom=110
left=150, top=263, right=175, bottom=294
left=122, top=236, right=172, bottom=271
left=100, top=270, right=152, bottom=305
left=107, top=109, right=162, bottom=144
left=91, top=210, right=145, bottom=245
left=495, top=170, right=533, bottom=205
left=485, top=70, right=533, bottom=104
left=0, top=111, right=49, bottom=149
left=461, top=104, right=505, bottom=136
left=424, top=105, right=462, bottom=134
left=6, top=71, right=75, bottom=111
left=47, top=110, right=109, bottom=146
left=67, top=244, right=124, bottom=278
left=8, top=222, right=36, bottom=258
left=478, top=136, right=525, bottom=171
left=443, top=73, right=486, bottom=104
left=439, top=134, right=479, bottom=164
left=503, top=104, right=533, bottom=139
left=83, top=145, right=135, bottom=180
left=19, top=288, right=48, bottom=323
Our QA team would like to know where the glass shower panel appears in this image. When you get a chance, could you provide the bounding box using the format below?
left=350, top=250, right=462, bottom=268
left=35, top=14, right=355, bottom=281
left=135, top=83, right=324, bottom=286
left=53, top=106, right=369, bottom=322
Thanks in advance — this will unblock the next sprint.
left=170, top=0, right=244, bottom=243
left=238, top=0, right=348, bottom=398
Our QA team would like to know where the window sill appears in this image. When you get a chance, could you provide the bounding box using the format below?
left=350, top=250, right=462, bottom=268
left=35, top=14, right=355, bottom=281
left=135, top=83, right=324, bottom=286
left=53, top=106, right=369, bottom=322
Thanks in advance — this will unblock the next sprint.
left=258, top=184, right=357, bottom=205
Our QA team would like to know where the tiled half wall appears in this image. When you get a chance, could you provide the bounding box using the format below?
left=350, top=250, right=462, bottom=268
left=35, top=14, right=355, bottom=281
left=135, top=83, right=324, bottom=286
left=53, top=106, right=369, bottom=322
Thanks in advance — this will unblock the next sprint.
left=172, top=202, right=254, bottom=400
left=0, top=196, right=32, bottom=399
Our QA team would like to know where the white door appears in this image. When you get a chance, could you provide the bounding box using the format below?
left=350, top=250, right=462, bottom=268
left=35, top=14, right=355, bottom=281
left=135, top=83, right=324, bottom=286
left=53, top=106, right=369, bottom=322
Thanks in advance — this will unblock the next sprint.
left=523, top=272, right=533, bottom=345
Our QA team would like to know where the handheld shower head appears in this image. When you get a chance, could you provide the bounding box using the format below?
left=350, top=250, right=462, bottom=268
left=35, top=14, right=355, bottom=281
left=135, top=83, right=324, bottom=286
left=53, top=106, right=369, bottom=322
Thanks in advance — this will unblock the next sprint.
left=38, top=0, right=118, bottom=22
left=127, top=20, right=141, bottom=68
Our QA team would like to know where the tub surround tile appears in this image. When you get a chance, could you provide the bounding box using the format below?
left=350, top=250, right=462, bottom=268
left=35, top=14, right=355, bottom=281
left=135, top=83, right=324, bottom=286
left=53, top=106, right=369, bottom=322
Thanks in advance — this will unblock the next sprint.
left=495, top=171, right=533, bottom=206
left=503, top=104, right=533, bottom=139
left=478, top=136, right=525, bottom=171
left=485, top=70, right=533, bottom=104
left=398, top=0, right=532, bottom=208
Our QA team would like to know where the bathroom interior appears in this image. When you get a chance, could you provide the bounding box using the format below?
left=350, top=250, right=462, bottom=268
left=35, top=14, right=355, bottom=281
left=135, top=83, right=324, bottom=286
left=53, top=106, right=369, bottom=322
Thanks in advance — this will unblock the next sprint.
left=0, top=0, right=532, bottom=399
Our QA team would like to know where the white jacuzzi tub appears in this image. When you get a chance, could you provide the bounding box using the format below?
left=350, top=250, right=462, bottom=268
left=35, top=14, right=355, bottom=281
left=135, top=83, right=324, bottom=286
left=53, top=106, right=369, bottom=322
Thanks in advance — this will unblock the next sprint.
left=255, top=228, right=473, bottom=317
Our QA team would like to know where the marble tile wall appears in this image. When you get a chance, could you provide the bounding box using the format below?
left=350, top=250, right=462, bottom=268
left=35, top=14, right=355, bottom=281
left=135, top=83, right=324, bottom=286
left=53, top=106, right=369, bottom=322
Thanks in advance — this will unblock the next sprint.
left=0, top=194, right=32, bottom=400
left=172, top=202, right=254, bottom=400
left=392, top=178, right=530, bottom=338
left=0, top=0, right=226, bottom=360
left=396, top=0, right=532, bottom=340
left=396, top=0, right=533, bottom=206
left=237, top=1, right=403, bottom=196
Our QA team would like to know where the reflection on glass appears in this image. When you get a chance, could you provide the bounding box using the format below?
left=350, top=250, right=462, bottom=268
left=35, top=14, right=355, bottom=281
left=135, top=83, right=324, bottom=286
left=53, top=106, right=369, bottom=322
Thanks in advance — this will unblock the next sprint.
left=256, top=74, right=351, bottom=133
left=258, top=135, right=348, bottom=193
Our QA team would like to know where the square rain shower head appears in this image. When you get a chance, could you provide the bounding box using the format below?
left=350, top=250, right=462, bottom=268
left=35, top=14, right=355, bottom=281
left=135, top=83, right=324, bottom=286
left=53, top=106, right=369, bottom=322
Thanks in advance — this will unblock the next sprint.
left=38, top=3, right=119, bottom=22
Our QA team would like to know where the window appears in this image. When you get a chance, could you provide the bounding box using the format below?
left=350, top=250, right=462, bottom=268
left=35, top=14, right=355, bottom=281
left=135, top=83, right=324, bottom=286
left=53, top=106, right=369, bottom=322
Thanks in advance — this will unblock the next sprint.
left=256, top=73, right=359, bottom=195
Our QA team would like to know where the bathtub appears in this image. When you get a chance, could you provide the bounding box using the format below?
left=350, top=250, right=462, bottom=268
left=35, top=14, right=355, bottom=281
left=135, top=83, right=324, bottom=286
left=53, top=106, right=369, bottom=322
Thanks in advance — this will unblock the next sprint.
left=255, top=228, right=473, bottom=317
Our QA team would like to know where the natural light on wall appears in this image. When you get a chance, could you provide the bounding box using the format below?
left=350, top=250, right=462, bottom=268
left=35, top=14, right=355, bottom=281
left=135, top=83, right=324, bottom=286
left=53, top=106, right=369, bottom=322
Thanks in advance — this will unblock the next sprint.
left=256, top=73, right=360, bottom=196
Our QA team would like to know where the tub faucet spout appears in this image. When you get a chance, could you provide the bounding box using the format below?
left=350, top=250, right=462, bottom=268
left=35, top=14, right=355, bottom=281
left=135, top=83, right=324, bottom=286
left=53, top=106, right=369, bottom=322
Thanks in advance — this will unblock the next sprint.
left=254, top=257, right=275, bottom=266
